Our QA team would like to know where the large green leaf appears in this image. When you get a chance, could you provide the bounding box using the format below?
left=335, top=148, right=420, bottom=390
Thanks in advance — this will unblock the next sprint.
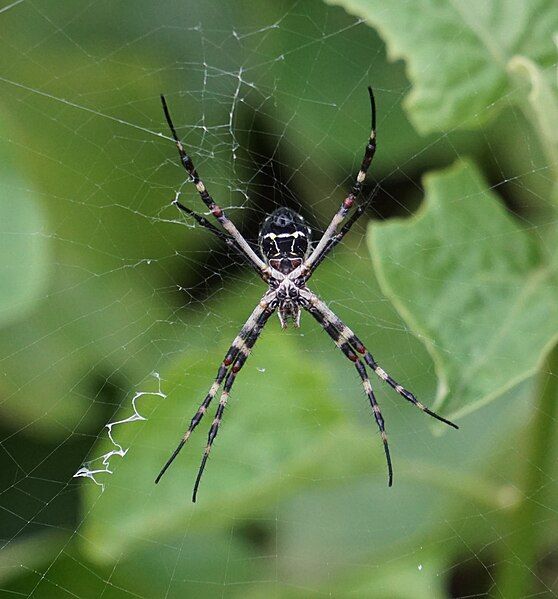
left=80, top=313, right=344, bottom=560
left=369, top=160, right=558, bottom=419
left=3, top=531, right=260, bottom=599
left=508, top=55, right=558, bottom=190
left=327, top=0, right=558, bottom=133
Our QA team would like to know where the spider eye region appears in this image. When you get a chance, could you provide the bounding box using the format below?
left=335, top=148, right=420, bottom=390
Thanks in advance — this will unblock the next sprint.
left=258, top=208, right=311, bottom=273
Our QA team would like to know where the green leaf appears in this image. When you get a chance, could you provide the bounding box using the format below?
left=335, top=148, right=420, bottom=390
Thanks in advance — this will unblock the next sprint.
left=369, top=160, right=558, bottom=419
left=333, top=552, right=446, bottom=599
left=0, top=266, right=178, bottom=436
left=326, top=0, right=558, bottom=133
left=247, top=551, right=447, bottom=598
left=0, top=531, right=68, bottom=586
left=508, top=54, right=558, bottom=188
left=2, top=529, right=260, bottom=598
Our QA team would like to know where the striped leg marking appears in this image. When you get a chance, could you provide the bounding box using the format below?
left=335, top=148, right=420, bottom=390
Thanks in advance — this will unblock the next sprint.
left=302, top=87, right=377, bottom=275
left=192, top=309, right=273, bottom=502
left=364, top=360, right=457, bottom=429
left=155, top=300, right=274, bottom=486
left=172, top=197, right=267, bottom=280
left=308, top=184, right=379, bottom=276
left=355, top=360, right=393, bottom=486
left=160, top=95, right=268, bottom=275
left=307, top=292, right=459, bottom=420
left=304, top=290, right=458, bottom=428
left=305, top=301, right=393, bottom=485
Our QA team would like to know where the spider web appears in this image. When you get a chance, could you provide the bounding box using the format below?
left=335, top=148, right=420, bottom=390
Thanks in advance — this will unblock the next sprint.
left=1, top=1, right=557, bottom=597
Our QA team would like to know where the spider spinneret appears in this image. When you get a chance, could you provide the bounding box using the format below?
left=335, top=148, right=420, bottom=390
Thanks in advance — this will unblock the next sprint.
left=156, top=87, right=459, bottom=502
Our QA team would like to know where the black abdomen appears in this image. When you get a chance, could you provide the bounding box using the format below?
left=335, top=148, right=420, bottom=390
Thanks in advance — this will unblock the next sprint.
left=259, top=208, right=311, bottom=274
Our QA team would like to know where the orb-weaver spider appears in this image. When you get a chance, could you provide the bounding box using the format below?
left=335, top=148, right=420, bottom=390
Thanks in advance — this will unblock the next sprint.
left=155, top=88, right=458, bottom=502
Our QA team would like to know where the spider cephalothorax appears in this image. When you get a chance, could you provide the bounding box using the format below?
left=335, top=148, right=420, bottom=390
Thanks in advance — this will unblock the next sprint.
left=156, top=88, right=459, bottom=502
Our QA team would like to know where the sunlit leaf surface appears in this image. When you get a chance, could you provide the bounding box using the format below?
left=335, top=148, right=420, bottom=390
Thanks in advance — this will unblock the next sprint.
left=369, top=160, right=558, bottom=418
left=328, top=0, right=558, bottom=132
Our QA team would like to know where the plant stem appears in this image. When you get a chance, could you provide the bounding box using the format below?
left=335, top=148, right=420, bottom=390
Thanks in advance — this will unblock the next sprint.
left=496, top=343, right=558, bottom=598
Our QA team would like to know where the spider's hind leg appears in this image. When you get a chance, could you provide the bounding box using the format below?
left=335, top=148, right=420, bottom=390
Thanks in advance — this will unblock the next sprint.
left=302, top=293, right=393, bottom=485
left=302, top=289, right=459, bottom=431
left=155, top=297, right=276, bottom=488
left=192, top=303, right=275, bottom=502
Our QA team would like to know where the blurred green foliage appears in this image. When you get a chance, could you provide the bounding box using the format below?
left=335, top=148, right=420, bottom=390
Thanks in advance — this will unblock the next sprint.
left=1, top=1, right=557, bottom=598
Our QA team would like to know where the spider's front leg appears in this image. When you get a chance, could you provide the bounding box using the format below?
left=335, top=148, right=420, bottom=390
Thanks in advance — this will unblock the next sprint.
left=172, top=195, right=269, bottom=282
left=161, top=95, right=271, bottom=278
left=295, top=87, right=377, bottom=280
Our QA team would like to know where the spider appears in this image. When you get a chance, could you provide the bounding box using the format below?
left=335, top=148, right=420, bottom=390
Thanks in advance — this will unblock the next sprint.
left=155, top=88, right=458, bottom=502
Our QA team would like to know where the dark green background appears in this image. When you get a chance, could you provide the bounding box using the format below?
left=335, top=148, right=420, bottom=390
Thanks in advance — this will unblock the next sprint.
left=1, top=1, right=557, bottom=597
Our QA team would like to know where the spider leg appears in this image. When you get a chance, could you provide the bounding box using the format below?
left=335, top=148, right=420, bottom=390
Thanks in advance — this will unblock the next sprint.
left=309, top=186, right=378, bottom=276
left=155, top=296, right=275, bottom=485
left=192, top=304, right=274, bottom=502
left=300, top=87, right=376, bottom=277
left=302, top=289, right=458, bottom=428
left=172, top=195, right=266, bottom=279
left=304, top=298, right=393, bottom=485
left=161, top=95, right=269, bottom=277
left=173, top=194, right=232, bottom=243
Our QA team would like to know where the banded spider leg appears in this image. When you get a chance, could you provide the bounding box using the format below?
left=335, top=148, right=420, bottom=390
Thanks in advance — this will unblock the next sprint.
left=155, top=294, right=276, bottom=501
left=161, top=95, right=271, bottom=279
left=301, top=288, right=457, bottom=485
left=299, top=87, right=377, bottom=279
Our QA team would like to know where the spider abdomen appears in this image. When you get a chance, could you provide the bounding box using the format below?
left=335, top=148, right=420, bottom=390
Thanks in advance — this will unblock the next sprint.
left=259, top=207, right=311, bottom=275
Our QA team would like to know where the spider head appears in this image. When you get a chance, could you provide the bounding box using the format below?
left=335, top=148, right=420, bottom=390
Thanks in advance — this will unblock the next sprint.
left=259, top=208, right=311, bottom=274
